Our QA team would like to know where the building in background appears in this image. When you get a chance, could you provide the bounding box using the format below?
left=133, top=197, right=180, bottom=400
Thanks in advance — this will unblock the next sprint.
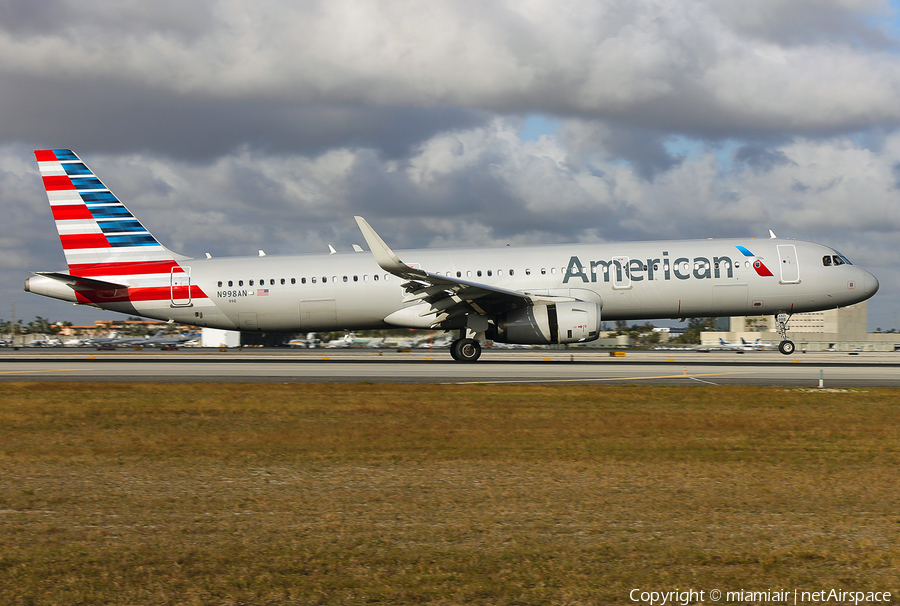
left=703, top=302, right=900, bottom=351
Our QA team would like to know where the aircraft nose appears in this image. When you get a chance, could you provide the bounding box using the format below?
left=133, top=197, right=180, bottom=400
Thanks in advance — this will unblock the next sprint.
left=862, top=269, right=879, bottom=296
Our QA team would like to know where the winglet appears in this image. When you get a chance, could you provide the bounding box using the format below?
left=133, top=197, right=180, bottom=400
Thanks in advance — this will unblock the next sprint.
left=769, top=229, right=777, bottom=239
left=354, top=216, right=415, bottom=275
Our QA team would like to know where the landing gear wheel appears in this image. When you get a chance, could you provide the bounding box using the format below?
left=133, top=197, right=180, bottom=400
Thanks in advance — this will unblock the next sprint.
left=449, top=339, right=461, bottom=361
left=453, top=338, right=481, bottom=363
left=778, top=340, right=795, bottom=355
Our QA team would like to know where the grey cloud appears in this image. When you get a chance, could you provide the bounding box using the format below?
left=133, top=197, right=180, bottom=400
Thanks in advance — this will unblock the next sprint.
left=3, top=0, right=900, bottom=332
left=735, top=145, right=795, bottom=171
left=0, top=0, right=216, bottom=41
left=2, top=0, right=900, bottom=149
left=706, top=0, right=898, bottom=49
left=0, top=72, right=488, bottom=160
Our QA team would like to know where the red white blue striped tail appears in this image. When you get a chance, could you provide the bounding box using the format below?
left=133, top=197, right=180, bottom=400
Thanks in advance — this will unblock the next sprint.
left=34, top=149, right=186, bottom=271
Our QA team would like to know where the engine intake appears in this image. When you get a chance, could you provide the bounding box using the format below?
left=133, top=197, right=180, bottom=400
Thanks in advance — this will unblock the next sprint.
left=489, top=301, right=601, bottom=344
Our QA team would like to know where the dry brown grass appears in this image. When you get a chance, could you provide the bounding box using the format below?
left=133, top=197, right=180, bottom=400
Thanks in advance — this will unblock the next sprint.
left=1, top=383, right=899, bottom=605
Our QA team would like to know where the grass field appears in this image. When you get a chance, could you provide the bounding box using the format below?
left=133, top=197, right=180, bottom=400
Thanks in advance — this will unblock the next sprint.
left=1, top=383, right=898, bottom=605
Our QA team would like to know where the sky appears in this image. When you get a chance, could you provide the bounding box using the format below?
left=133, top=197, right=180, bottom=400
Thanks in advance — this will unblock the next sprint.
left=2, top=0, right=899, bottom=332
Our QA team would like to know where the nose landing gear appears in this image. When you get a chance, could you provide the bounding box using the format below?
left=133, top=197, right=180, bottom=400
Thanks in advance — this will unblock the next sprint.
left=776, top=312, right=794, bottom=355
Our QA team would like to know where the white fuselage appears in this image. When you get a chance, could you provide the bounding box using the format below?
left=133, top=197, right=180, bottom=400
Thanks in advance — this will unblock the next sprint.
left=28, top=237, right=877, bottom=334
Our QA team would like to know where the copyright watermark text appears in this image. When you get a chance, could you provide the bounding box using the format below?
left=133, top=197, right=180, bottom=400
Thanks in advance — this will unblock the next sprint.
left=629, top=588, right=892, bottom=605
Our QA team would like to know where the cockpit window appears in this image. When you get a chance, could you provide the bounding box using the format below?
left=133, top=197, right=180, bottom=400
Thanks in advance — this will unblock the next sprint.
left=822, top=255, right=832, bottom=266
left=832, top=250, right=853, bottom=265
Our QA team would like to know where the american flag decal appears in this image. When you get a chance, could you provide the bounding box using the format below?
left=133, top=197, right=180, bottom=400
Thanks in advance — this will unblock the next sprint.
left=257, top=289, right=269, bottom=296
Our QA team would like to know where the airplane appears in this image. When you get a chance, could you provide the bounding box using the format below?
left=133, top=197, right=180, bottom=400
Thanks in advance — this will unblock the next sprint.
left=132, top=330, right=196, bottom=348
left=716, top=337, right=771, bottom=351
left=741, top=337, right=775, bottom=350
left=24, top=149, right=880, bottom=362
left=287, top=332, right=321, bottom=348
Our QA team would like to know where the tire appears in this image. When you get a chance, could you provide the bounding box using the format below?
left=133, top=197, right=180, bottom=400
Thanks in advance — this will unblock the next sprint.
left=778, top=340, right=795, bottom=355
left=454, top=338, right=481, bottom=362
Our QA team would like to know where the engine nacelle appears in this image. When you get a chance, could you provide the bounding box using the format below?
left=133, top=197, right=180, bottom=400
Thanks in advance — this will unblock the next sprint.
left=489, top=301, right=601, bottom=345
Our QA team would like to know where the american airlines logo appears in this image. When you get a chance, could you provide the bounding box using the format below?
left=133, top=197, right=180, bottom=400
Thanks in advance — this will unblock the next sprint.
left=563, top=247, right=772, bottom=284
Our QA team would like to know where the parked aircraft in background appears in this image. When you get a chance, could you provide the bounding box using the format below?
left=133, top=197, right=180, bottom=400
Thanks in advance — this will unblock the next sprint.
left=741, top=337, right=775, bottom=350
left=25, top=150, right=879, bottom=362
left=717, top=337, right=773, bottom=351
left=287, top=333, right=321, bottom=348
left=135, top=330, right=195, bottom=348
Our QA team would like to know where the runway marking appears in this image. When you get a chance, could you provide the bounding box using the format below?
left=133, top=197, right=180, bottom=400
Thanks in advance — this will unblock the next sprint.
left=689, top=376, right=721, bottom=386
left=450, top=371, right=750, bottom=385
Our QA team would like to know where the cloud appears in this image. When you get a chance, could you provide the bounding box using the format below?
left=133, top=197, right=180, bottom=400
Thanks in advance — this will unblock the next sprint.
left=2, top=0, right=900, bottom=146
left=2, top=0, right=900, bottom=329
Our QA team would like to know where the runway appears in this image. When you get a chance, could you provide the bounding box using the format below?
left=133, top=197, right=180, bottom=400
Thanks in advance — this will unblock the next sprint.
left=1, top=348, right=899, bottom=386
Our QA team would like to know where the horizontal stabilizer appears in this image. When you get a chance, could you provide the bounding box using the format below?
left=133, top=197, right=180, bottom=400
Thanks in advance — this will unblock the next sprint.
left=34, top=272, right=127, bottom=290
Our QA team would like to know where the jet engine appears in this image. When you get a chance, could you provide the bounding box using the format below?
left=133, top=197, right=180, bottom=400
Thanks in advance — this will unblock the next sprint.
left=488, top=301, right=601, bottom=344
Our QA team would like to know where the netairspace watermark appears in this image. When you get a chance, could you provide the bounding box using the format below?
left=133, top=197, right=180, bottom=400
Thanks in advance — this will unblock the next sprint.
left=630, top=588, right=893, bottom=605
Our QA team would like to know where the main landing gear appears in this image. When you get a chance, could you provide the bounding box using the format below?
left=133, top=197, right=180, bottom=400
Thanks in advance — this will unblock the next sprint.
left=775, top=312, right=794, bottom=355
left=449, top=338, right=481, bottom=363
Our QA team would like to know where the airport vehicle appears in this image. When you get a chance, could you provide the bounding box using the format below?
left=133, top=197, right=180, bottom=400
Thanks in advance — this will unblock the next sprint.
left=24, top=150, right=879, bottom=362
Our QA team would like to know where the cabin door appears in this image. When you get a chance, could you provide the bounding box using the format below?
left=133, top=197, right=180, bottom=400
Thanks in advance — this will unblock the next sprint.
left=170, top=266, right=192, bottom=307
left=776, top=245, right=800, bottom=284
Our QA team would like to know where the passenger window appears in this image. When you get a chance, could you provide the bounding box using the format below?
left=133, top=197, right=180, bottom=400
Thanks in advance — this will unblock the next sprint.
left=343, top=276, right=348, bottom=282
left=467, top=271, right=472, bottom=278
left=238, top=280, right=243, bottom=286
left=312, top=277, right=317, bottom=284
left=525, top=269, right=531, bottom=275
left=228, top=281, right=233, bottom=287
left=218, top=281, right=223, bottom=287
left=477, top=270, right=482, bottom=277
left=249, top=280, right=254, bottom=286
left=823, top=256, right=832, bottom=266
left=353, top=275, right=358, bottom=282
left=551, top=268, right=557, bottom=274
left=510, top=269, right=515, bottom=276
left=280, top=278, right=285, bottom=285
left=374, top=275, right=379, bottom=281
left=270, top=279, right=275, bottom=285
left=541, top=268, right=546, bottom=275
left=457, top=271, right=462, bottom=278
left=497, top=269, right=503, bottom=276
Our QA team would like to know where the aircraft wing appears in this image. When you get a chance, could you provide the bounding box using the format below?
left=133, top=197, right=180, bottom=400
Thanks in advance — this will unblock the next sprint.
left=355, top=216, right=569, bottom=326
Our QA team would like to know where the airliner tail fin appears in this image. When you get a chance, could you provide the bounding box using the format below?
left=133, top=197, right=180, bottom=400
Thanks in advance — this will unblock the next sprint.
left=34, top=149, right=187, bottom=271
